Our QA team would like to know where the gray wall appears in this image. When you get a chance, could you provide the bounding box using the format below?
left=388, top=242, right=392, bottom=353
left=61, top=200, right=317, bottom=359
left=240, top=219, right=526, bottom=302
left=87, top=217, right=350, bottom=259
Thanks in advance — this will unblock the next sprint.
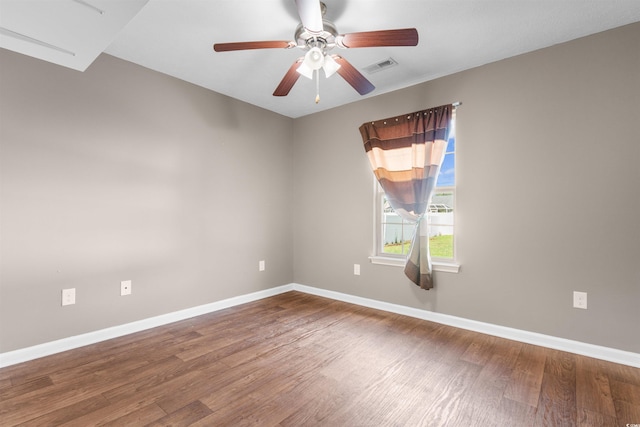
left=292, top=23, right=640, bottom=353
left=1, top=23, right=638, bottom=355
left=0, top=51, right=294, bottom=352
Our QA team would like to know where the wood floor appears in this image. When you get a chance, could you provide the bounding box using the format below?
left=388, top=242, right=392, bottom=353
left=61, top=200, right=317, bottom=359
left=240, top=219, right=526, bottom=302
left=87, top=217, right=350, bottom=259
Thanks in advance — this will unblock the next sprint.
left=1, top=291, right=639, bottom=426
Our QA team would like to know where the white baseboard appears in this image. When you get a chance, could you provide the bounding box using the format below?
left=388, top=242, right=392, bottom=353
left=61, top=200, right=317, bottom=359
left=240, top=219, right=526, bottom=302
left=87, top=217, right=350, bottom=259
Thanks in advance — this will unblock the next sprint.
left=291, top=283, right=640, bottom=368
left=0, top=284, right=294, bottom=368
left=2, top=282, right=638, bottom=369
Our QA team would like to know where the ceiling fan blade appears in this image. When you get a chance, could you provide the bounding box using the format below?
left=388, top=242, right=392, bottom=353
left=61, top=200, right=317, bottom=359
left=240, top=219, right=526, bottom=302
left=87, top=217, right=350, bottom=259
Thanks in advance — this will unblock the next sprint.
left=333, top=55, right=375, bottom=95
left=213, top=40, right=293, bottom=52
left=295, top=0, right=323, bottom=34
left=339, top=28, right=418, bottom=48
left=273, top=59, right=304, bottom=96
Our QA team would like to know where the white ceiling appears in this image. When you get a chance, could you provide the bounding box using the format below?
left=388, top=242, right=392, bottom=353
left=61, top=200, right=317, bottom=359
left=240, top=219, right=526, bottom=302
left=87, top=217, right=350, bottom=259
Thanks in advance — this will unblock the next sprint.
left=2, top=1, right=640, bottom=118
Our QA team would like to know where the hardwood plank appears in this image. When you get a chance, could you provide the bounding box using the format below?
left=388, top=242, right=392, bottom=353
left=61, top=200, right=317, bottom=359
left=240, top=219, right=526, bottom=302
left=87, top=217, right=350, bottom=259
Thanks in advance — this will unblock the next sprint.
left=175, top=328, right=257, bottom=362
left=327, top=380, right=418, bottom=426
left=472, top=337, right=522, bottom=390
left=400, top=360, right=483, bottom=426
left=610, top=379, right=640, bottom=405
left=458, top=341, right=523, bottom=425
left=100, top=358, right=219, bottom=405
left=0, top=354, right=161, bottom=426
left=497, top=397, right=538, bottom=426
left=145, top=400, right=212, bottom=426
left=576, top=367, right=616, bottom=417
left=614, top=399, right=640, bottom=426
left=15, top=394, right=111, bottom=426
left=162, top=345, right=317, bottom=416
left=533, top=372, right=577, bottom=426
left=595, top=358, right=640, bottom=387
left=0, top=291, right=638, bottom=426
left=0, top=377, right=12, bottom=389
left=206, top=364, right=321, bottom=425
left=3, top=327, right=173, bottom=385
left=577, top=408, right=618, bottom=427
left=100, top=403, right=167, bottom=426
left=460, top=333, right=498, bottom=365
left=323, top=339, right=437, bottom=425
left=503, top=343, right=547, bottom=407
left=59, top=399, right=168, bottom=426
left=0, top=375, right=53, bottom=401
left=544, top=349, right=576, bottom=380
left=215, top=325, right=312, bottom=369
left=47, top=352, right=149, bottom=386
left=278, top=374, right=349, bottom=426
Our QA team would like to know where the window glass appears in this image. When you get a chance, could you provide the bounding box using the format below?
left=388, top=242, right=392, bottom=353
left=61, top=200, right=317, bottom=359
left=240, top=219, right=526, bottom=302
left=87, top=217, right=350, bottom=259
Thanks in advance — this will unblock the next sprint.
left=377, top=115, right=456, bottom=262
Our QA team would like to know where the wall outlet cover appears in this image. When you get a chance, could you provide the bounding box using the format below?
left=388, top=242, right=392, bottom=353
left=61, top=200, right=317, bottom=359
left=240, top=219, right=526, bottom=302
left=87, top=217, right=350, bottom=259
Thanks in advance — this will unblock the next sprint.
left=62, top=288, right=76, bottom=306
left=573, top=291, right=587, bottom=309
left=121, top=280, right=132, bottom=296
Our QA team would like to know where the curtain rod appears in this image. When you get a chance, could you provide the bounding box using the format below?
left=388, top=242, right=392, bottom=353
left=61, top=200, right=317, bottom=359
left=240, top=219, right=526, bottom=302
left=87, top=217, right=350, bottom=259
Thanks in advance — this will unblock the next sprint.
left=452, top=102, right=461, bottom=107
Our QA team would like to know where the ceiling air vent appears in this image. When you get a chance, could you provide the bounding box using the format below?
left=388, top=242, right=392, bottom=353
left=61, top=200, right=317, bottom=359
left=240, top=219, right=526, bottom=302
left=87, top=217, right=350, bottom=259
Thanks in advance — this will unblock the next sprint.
left=363, top=57, right=398, bottom=74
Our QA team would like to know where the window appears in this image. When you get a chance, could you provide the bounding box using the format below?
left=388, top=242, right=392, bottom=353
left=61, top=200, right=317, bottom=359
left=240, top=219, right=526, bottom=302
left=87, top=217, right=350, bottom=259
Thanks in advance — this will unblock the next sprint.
left=371, top=114, right=458, bottom=272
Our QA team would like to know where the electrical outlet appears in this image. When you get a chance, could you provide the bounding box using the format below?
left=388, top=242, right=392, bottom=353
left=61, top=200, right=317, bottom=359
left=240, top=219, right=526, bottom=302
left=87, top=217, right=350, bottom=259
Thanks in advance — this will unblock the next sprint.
left=354, top=264, right=360, bottom=275
left=259, top=260, right=265, bottom=271
left=573, top=291, right=587, bottom=309
left=121, top=280, right=132, bottom=296
left=62, top=288, right=76, bottom=306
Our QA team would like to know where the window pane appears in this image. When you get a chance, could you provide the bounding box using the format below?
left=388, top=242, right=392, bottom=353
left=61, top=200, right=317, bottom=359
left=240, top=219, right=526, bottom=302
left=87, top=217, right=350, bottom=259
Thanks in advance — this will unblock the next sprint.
left=376, top=114, right=456, bottom=262
left=446, top=135, right=455, bottom=152
left=430, top=192, right=454, bottom=216
left=383, top=210, right=403, bottom=225
left=436, top=153, right=455, bottom=187
left=382, top=241, right=411, bottom=256
left=430, top=228, right=454, bottom=259
left=382, top=195, right=411, bottom=255
left=383, top=242, right=410, bottom=255
left=428, top=190, right=454, bottom=259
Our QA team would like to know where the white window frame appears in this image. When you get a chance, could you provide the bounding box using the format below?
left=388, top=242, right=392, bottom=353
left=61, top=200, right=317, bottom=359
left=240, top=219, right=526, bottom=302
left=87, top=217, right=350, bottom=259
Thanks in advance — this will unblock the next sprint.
left=369, top=115, right=460, bottom=273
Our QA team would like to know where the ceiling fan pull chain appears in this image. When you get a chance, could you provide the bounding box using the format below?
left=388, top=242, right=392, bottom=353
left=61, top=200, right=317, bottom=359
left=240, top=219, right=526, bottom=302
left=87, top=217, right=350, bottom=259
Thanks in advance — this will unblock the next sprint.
left=315, top=69, right=320, bottom=104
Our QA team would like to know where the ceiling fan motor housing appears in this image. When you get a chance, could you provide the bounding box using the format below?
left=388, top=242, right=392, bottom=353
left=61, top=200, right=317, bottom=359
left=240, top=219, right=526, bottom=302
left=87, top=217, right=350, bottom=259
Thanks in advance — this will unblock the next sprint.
left=294, top=20, right=338, bottom=52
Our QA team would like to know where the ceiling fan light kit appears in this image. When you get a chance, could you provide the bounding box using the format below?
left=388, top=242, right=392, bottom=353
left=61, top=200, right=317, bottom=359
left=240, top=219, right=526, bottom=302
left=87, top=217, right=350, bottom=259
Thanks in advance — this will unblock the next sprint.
left=213, top=0, right=418, bottom=102
left=321, top=54, right=340, bottom=78
left=297, top=47, right=341, bottom=79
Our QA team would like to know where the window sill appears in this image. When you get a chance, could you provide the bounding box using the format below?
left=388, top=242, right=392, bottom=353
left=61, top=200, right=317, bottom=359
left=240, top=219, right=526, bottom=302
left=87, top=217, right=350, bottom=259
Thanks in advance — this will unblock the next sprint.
left=369, top=256, right=460, bottom=273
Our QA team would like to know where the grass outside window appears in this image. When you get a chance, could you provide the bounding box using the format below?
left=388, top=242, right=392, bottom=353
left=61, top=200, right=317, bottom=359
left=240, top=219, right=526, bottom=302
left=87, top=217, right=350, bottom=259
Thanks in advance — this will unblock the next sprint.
left=383, top=234, right=453, bottom=259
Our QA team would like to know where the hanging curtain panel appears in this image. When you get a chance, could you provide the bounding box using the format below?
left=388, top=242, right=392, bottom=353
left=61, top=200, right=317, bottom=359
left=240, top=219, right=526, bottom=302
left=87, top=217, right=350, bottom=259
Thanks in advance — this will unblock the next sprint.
left=360, top=104, right=452, bottom=289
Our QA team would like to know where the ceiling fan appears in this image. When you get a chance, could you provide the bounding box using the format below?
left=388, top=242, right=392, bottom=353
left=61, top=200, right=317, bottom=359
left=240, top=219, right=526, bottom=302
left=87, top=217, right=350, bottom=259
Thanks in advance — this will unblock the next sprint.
left=213, top=0, right=418, bottom=103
